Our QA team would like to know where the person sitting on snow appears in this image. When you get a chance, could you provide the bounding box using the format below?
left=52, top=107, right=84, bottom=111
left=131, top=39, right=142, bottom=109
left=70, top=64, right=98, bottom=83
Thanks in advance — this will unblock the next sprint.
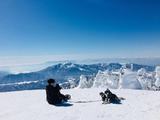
left=46, top=79, right=70, bottom=105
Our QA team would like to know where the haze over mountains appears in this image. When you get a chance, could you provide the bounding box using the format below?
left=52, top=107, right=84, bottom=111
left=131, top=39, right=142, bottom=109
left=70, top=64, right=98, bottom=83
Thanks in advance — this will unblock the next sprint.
left=0, top=58, right=160, bottom=74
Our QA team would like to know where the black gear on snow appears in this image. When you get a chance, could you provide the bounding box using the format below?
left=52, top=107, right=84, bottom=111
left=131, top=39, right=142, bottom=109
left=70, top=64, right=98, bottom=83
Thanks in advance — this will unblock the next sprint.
left=46, top=82, right=68, bottom=105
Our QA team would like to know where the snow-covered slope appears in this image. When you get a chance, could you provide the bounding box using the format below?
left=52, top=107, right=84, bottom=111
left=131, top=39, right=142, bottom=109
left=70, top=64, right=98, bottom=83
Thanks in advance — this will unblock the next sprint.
left=0, top=88, right=160, bottom=120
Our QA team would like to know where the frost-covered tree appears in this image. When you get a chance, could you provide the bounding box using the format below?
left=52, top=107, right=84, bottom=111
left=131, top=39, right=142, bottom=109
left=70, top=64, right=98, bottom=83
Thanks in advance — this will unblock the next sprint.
left=93, top=70, right=120, bottom=89
left=119, top=72, right=142, bottom=89
left=137, top=68, right=146, bottom=76
left=155, top=66, right=160, bottom=87
left=68, top=78, right=77, bottom=88
left=92, top=71, right=108, bottom=88
left=137, top=68, right=156, bottom=90
left=77, top=75, right=94, bottom=88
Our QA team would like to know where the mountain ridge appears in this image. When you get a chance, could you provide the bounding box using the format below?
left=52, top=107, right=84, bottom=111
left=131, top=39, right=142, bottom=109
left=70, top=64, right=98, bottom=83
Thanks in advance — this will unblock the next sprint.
left=0, top=62, right=156, bottom=92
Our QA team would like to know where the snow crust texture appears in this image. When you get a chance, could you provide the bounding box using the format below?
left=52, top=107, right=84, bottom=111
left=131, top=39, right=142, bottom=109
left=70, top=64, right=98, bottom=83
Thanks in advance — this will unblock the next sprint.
left=0, top=88, right=160, bottom=120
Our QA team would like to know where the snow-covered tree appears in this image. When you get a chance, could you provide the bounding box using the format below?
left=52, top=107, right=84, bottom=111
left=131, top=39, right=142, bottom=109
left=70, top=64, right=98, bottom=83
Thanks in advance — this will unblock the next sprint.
left=119, top=72, right=142, bottom=89
left=137, top=68, right=146, bottom=76
left=77, top=75, right=94, bottom=88
left=93, top=70, right=120, bottom=89
left=137, top=68, right=156, bottom=90
left=155, top=66, right=160, bottom=87
left=68, top=78, right=77, bottom=88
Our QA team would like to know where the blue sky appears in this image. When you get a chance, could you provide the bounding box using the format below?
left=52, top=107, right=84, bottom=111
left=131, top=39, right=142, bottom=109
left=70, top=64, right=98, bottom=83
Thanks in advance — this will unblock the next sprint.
left=0, top=0, right=160, bottom=65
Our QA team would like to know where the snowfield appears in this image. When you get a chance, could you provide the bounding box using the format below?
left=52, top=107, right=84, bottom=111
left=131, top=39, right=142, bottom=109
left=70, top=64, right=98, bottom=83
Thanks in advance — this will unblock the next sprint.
left=0, top=88, right=160, bottom=120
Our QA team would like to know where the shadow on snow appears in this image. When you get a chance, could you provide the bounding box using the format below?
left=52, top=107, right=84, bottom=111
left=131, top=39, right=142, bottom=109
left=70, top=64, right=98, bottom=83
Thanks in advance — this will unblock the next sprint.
left=54, top=103, right=73, bottom=107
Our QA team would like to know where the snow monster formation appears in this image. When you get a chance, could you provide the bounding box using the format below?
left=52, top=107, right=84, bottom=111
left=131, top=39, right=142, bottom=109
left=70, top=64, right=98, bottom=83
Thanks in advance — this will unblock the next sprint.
left=77, top=65, right=160, bottom=90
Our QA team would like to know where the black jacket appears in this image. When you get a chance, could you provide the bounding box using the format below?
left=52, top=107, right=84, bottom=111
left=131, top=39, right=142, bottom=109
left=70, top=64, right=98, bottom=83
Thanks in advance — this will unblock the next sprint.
left=46, top=84, right=62, bottom=104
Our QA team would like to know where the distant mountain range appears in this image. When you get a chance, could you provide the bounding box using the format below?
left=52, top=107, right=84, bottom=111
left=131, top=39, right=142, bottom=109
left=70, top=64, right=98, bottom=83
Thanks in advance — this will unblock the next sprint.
left=0, top=71, right=10, bottom=79
left=1, top=58, right=160, bottom=74
left=0, top=62, right=156, bottom=92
